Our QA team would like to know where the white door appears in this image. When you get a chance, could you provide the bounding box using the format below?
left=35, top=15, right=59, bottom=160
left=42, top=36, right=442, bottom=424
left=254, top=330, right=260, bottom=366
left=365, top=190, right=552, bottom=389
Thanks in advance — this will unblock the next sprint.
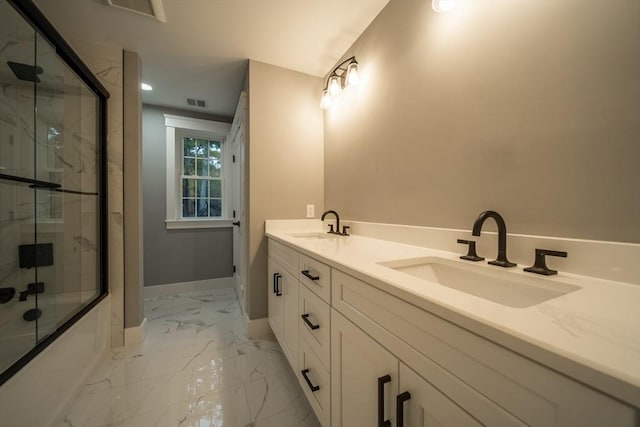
left=231, top=127, right=245, bottom=305
left=331, top=310, right=398, bottom=427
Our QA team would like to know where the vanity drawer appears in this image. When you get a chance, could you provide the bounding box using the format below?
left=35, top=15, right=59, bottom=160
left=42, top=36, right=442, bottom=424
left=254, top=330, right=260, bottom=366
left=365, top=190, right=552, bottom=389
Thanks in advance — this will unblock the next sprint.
left=299, top=254, right=331, bottom=303
left=299, top=284, right=331, bottom=371
left=268, top=239, right=298, bottom=275
left=332, top=269, right=636, bottom=427
left=299, top=338, right=331, bottom=427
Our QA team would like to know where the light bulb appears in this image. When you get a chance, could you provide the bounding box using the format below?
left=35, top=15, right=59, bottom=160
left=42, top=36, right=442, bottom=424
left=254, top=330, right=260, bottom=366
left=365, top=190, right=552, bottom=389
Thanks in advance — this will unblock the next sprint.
left=320, top=90, right=332, bottom=109
left=345, top=62, right=359, bottom=87
left=328, top=75, right=342, bottom=97
left=141, top=82, right=153, bottom=91
left=432, top=0, right=457, bottom=12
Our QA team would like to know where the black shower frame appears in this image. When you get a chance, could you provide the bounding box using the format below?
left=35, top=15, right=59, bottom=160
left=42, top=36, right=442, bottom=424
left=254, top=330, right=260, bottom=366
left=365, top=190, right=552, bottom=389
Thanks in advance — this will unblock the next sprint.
left=0, top=0, right=110, bottom=386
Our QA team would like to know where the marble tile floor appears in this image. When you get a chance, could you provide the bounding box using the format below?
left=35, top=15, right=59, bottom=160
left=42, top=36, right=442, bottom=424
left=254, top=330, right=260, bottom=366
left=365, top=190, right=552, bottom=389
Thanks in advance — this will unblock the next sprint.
left=54, top=288, right=320, bottom=427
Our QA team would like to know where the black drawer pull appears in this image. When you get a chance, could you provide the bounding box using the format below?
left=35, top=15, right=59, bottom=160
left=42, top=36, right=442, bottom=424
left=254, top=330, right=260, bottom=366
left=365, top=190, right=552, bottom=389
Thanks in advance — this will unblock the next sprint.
left=378, top=375, right=391, bottom=427
left=301, top=270, right=319, bottom=281
left=274, top=273, right=282, bottom=296
left=397, top=391, right=411, bottom=427
left=301, top=313, right=320, bottom=330
left=301, top=369, right=320, bottom=392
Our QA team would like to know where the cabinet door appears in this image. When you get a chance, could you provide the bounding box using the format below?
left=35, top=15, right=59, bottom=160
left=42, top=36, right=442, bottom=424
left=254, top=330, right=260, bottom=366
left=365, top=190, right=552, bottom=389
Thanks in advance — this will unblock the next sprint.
left=398, top=363, right=482, bottom=427
left=331, top=309, right=398, bottom=427
left=267, top=257, right=284, bottom=342
left=281, top=268, right=298, bottom=371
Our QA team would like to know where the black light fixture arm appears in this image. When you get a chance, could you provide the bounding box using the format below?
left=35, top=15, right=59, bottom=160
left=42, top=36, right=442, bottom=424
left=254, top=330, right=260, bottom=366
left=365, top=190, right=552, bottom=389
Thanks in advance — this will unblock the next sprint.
left=323, top=55, right=358, bottom=90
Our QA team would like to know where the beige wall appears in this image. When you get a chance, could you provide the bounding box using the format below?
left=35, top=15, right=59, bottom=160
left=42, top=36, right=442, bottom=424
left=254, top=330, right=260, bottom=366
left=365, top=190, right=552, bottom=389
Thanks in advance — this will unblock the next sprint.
left=247, top=60, right=324, bottom=319
left=123, top=50, right=143, bottom=329
left=324, top=0, right=640, bottom=243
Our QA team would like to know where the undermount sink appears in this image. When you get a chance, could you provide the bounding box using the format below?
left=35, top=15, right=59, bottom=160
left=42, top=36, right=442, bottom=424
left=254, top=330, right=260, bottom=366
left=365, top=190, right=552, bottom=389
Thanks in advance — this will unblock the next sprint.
left=377, top=256, right=580, bottom=308
left=289, top=232, right=336, bottom=240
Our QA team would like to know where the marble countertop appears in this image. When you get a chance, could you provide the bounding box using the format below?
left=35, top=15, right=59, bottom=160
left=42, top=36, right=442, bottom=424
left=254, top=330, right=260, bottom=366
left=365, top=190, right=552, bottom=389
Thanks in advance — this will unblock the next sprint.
left=266, top=225, right=640, bottom=408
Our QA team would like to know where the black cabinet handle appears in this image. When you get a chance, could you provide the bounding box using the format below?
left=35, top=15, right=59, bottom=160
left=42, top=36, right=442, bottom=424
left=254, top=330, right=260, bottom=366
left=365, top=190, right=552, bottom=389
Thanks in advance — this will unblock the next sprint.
left=396, top=391, right=411, bottom=427
left=273, top=273, right=282, bottom=296
left=301, top=270, right=319, bottom=281
left=301, top=313, right=320, bottom=330
left=276, top=274, right=282, bottom=296
left=301, top=369, right=320, bottom=392
left=378, top=375, right=391, bottom=427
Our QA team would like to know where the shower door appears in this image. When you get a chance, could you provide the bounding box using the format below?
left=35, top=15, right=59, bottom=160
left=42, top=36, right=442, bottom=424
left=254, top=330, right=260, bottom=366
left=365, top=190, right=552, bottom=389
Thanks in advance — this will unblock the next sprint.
left=0, top=0, right=108, bottom=384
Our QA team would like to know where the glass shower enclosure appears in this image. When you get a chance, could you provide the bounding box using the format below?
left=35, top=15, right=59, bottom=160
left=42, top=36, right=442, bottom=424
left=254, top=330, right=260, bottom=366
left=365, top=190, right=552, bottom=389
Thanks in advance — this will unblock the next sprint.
left=0, top=0, right=108, bottom=384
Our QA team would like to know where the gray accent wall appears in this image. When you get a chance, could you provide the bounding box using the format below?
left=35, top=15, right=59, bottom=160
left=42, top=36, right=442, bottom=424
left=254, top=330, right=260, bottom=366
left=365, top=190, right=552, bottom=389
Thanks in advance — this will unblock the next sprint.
left=142, top=105, right=233, bottom=286
left=324, top=0, right=640, bottom=243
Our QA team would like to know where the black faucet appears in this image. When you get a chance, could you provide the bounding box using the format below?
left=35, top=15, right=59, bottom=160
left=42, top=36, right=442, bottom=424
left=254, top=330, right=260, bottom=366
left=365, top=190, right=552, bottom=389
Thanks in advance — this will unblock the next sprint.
left=19, top=282, right=44, bottom=301
left=471, top=210, right=516, bottom=268
left=321, top=210, right=348, bottom=235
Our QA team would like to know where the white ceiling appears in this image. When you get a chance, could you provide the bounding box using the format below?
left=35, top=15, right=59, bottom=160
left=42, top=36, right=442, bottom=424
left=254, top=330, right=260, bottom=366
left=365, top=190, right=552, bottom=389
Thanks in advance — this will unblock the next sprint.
left=33, top=0, right=389, bottom=118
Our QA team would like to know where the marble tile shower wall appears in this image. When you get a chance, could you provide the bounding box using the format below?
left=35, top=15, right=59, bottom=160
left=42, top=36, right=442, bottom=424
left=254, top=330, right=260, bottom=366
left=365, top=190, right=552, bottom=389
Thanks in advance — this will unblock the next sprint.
left=70, top=39, right=125, bottom=347
left=0, top=33, right=114, bottom=368
left=0, top=34, right=37, bottom=346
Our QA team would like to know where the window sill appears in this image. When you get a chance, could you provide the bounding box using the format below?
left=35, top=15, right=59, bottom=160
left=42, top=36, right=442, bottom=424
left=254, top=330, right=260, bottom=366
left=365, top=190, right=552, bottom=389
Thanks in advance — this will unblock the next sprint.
left=165, top=219, right=233, bottom=230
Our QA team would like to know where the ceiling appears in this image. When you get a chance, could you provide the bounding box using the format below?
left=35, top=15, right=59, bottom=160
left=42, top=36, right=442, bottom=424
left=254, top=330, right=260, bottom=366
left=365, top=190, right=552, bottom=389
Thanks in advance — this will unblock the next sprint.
left=32, top=0, right=389, bottom=118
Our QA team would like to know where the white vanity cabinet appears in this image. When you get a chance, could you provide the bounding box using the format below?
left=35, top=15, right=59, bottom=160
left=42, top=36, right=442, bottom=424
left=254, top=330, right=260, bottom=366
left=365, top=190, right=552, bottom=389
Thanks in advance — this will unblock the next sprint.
left=332, top=268, right=637, bottom=427
left=331, top=310, right=486, bottom=427
left=398, top=362, right=485, bottom=427
left=298, top=255, right=332, bottom=426
left=267, top=236, right=638, bottom=427
left=267, top=240, right=299, bottom=370
left=331, top=310, right=398, bottom=427
left=267, top=239, right=332, bottom=426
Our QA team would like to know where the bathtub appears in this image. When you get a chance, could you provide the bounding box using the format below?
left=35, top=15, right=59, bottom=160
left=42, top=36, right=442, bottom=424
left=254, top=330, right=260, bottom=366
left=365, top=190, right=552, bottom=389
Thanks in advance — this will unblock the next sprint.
left=0, top=290, right=98, bottom=372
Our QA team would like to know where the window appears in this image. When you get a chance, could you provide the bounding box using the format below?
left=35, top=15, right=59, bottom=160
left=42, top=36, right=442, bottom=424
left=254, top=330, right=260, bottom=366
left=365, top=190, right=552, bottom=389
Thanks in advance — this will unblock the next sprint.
left=164, top=114, right=231, bottom=229
left=180, top=136, right=223, bottom=218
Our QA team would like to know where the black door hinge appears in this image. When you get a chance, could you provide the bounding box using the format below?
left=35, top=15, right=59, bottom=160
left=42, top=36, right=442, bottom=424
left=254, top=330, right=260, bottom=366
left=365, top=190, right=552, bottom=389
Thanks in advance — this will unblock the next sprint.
left=233, top=210, right=236, bottom=218
left=232, top=155, right=236, bottom=163
left=233, top=265, right=237, bottom=273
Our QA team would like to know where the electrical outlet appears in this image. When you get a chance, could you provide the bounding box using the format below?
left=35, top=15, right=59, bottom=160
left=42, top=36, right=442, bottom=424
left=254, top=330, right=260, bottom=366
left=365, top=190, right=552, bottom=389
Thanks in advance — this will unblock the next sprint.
left=306, top=204, right=315, bottom=218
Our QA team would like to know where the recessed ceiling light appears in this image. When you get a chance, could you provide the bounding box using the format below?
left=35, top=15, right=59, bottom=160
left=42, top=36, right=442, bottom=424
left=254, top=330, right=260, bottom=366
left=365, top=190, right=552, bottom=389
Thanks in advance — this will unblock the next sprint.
left=141, top=82, right=153, bottom=91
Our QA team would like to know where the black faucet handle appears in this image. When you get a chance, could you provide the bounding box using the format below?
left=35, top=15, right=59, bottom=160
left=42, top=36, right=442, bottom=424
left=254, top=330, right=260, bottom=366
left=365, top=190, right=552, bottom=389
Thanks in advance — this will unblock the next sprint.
left=328, top=224, right=335, bottom=234
left=457, top=239, right=484, bottom=262
left=341, top=226, right=350, bottom=236
left=524, top=249, right=567, bottom=276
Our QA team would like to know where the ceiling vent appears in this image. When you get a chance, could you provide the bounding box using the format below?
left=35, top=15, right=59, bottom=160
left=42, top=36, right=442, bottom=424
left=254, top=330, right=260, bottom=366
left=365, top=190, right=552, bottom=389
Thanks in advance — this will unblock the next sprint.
left=105, top=0, right=166, bottom=23
left=186, top=98, right=207, bottom=108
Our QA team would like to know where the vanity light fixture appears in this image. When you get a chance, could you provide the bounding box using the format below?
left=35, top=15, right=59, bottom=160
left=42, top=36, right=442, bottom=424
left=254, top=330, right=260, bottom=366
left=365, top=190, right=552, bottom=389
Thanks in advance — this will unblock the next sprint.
left=320, top=56, right=359, bottom=110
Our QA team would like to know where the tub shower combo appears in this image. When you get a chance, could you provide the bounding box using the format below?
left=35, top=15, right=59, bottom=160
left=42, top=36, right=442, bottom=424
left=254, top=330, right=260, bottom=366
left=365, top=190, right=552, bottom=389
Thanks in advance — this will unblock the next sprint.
left=0, top=0, right=108, bottom=384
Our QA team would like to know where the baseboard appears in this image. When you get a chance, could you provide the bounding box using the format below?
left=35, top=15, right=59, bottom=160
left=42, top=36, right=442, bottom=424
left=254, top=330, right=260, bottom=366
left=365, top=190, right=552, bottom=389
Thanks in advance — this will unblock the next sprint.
left=143, top=276, right=235, bottom=298
left=124, top=317, right=147, bottom=346
left=245, top=313, right=273, bottom=339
